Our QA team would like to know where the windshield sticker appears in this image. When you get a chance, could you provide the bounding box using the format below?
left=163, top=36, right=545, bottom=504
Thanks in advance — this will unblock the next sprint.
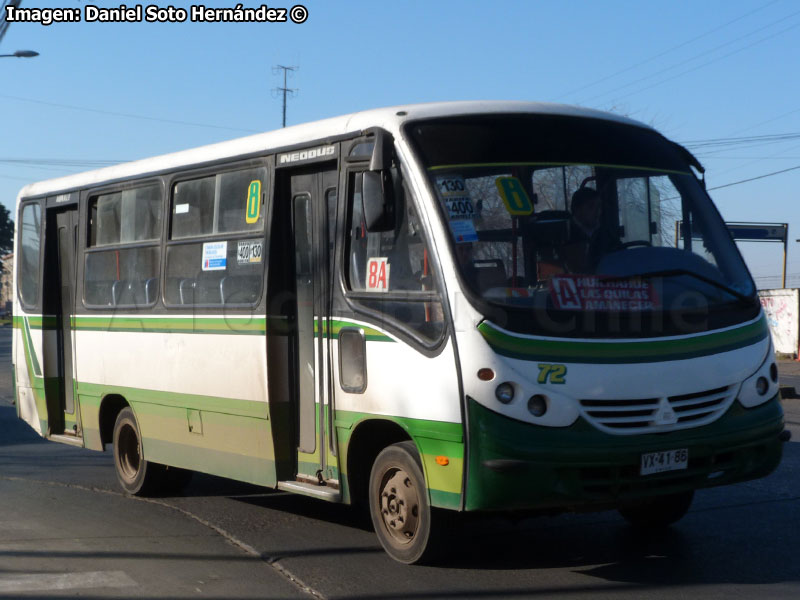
left=436, top=175, right=467, bottom=196
left=175, top=203, right=189, bottom=214
left=436, top=176, right=475, bottom=220
left=202, top=241, right=228, bottom=271
left=550, top=275, right=661, bottom=311
left=237, top=239, right=263, bottom=265
left=246, top=180, right=261, bottom=224
left=366, top=257, right=390, bottom=292
left=450, top=219, right=479, bottom=243
left=496, top=176, right=533, bottom=216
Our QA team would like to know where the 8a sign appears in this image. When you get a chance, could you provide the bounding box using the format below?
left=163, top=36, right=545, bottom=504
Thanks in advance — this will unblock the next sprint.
left=366, top=257, right=390, bottom=292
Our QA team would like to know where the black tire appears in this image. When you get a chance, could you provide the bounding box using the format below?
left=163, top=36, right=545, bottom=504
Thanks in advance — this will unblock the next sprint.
left=618, top=490, right=694, bottom=529
left=369, top=441, right=438, bottom=564
left=112, top=407, right=163, bottom=496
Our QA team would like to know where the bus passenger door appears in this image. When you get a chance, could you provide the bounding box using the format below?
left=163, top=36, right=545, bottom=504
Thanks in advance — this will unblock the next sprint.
left=272, top=166, right=340, bottom=498
left=43, top=205, right=81, bottom=440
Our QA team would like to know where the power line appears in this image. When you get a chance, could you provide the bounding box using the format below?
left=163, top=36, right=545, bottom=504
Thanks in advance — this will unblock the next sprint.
left=0, top=93, right=259, bottom=133
left=559, top=0, right=780, bottom=100
left=585, top=15, right=800, bottom=107
left=708, top=164, right=800, bottom=191
left=682, top=132, right=800, bottom=149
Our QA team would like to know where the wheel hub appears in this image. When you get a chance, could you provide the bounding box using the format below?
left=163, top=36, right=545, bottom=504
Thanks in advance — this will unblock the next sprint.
left=379, top=468, right=419, bottom=544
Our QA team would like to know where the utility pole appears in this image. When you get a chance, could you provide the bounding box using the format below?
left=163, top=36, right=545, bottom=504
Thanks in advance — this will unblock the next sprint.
left=272, top=64, right=298, bottom=128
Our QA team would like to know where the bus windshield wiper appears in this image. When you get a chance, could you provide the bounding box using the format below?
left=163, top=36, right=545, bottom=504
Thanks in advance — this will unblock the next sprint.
left=602, top=269, right=754, bottom=304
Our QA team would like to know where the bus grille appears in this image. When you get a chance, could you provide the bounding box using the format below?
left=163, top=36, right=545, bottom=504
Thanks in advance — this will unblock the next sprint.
left=578, top=385, right=736, bottom=434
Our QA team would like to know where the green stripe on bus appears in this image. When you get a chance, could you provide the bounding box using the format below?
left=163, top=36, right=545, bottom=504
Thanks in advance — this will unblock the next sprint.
left=334, top=409, right=463, bottom=443
left=73, top=316, right=266, bottom=335
left=317, top=319, right=395, bottom=342
left=15, top=315, right=58, bottom=330
left=16, top=314, right=266, bottom=334
left=478, top=316, right=768, bottom=364
left=18, top=314, right=395, bottom=340
left=22, top=317, right=42, bottom=378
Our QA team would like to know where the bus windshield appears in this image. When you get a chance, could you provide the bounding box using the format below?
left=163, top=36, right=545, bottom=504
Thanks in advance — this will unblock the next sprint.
left=407, top=115, right=758, bottom=337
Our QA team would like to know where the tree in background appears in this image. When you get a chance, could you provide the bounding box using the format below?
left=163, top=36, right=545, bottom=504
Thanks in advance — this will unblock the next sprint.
left=0, top=204, right=14, bottom=254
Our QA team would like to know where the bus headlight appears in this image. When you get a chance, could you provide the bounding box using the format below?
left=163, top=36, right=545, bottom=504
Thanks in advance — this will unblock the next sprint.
left=738, top=347, right=778, bottom=408
left=527, top=395, right=548, bottom=417
left=495, top=382, right=515, bottom=404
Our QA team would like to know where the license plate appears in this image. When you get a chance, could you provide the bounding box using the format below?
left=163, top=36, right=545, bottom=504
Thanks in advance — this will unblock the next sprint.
left=640, top=448, right=688, bottom=476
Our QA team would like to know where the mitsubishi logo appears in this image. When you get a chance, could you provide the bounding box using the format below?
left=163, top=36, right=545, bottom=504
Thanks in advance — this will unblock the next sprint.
left=653, top=398, right=678, bottom=426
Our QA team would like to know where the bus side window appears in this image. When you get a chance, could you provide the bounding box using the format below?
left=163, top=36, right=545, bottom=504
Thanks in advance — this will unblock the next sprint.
left=84, top=184, right=162, bottom=309
left=164, top=166, right=267, bottom=307
left=347, top=171, right=430, bottom=293
left=18, top=202, right=42, bottom=308
left=345, top=170, right=445, bottom=344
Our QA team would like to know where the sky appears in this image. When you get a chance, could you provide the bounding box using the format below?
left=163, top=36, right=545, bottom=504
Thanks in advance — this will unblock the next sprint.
left=1, top=0, right=800, bottom=288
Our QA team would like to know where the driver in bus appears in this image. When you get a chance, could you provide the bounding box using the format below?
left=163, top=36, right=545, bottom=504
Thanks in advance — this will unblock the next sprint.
left=565, top=185, right=619, bottom=272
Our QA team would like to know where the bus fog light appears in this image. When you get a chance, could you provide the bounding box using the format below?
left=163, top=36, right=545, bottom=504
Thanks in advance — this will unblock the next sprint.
left=756, top=377, right=769, bottom=396
left=528, top=395, right=548, bottom=417
left=495, top=382, right=515, bottom=404
left=769, top=363, right=778, bottom=383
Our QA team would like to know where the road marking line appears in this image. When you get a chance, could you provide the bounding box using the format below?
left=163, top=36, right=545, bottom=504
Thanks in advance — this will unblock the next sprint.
left=0, top=571, right=136, bottom=593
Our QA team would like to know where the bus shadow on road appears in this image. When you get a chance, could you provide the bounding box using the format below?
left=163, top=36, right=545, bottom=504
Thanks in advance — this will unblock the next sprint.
left=230, top=487, right=373, bottom=531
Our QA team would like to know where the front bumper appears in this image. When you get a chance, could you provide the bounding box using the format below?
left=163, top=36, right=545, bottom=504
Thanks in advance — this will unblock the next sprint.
left=465, top=394, right=784, bottom=512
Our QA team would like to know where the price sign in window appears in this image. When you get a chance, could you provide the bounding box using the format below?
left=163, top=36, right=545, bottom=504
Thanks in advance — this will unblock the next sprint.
left=436, top=176, right=475, bottom=221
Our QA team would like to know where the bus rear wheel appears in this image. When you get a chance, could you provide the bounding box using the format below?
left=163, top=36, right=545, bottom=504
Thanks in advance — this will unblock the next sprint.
left=369, top=441, right=436, bottom=564
left=113, top=407, right=162, bottom=496
left=618, top=490, right=694, bottom=529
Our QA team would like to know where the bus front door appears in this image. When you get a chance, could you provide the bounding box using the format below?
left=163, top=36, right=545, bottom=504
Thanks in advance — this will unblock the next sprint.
left=277, top=167, right=340, bottom=497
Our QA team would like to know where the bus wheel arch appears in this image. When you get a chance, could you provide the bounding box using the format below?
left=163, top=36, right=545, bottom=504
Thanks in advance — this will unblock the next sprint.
left=98, top=394, right=129, bottom=449
left=346, top=419, right=412, bottom=508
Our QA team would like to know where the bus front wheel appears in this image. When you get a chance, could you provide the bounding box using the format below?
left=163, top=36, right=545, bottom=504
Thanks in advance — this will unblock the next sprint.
left=369, top=441, right=436, bottom=564
left=112, top=407, right=162, bottom=496
left=618, top=490, right=694, bottom=529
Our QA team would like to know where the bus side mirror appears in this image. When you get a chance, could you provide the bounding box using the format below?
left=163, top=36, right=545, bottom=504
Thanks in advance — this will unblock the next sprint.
left=362, top=171, right=395, bottom=232
left=362, top=128, right=396, bottom=232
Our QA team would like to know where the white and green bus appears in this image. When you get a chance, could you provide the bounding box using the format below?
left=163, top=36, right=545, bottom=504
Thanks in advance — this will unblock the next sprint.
left=13, top=102, right=788, bottom=563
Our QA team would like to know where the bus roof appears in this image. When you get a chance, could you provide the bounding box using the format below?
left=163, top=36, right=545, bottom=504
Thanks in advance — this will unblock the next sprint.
left=16, top=101, right=651, bottom=202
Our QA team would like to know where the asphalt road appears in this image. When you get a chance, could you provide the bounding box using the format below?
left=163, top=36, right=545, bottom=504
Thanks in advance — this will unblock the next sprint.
left=1, top=325, right=799, bottom=599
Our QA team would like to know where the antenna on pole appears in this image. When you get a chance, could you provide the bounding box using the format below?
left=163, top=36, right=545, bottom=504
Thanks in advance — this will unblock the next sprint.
left=271, top=64, right=298, bottom=128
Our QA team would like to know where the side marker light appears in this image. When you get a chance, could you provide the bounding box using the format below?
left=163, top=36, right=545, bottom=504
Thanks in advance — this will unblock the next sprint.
left=478, top=368, right=495, bottom=381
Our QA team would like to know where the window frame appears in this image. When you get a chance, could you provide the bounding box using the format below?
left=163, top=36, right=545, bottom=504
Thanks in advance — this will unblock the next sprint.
left=16, top=199, right=45, bottom=312
left=82, top=178, right=166, bottom=310
left=339, top=158, right=448, bottom=351
left=163, top=159, right=269, bottom=310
